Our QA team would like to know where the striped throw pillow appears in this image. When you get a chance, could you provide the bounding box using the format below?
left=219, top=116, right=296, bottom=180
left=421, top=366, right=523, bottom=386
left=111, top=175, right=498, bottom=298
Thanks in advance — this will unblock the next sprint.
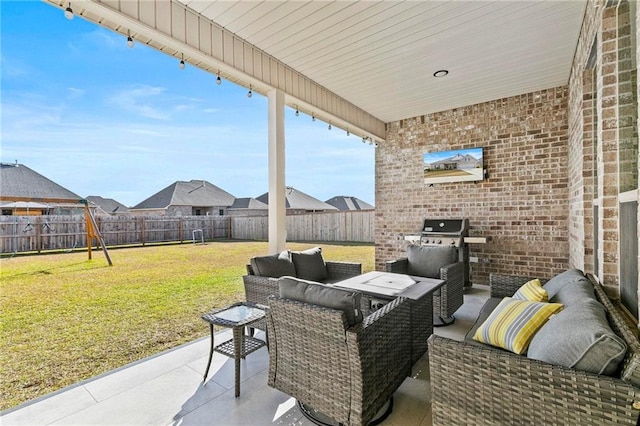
left=513, top=279, right=548, bottom=302
left=473, top=297, right=564, bottom=354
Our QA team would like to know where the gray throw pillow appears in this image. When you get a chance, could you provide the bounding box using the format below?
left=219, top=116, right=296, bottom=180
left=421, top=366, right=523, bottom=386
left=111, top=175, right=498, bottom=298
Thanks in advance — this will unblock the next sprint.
left=406, top=245, right=457, bottom=279
left=527, top=298, right=627, bottom=376
left=278, top=276, right=362, bottom=326
left=290, top=247, right=328, bottom=282
left=542, top=269, right=585, bottom=299
left=250, top=251, right=296, bottom=278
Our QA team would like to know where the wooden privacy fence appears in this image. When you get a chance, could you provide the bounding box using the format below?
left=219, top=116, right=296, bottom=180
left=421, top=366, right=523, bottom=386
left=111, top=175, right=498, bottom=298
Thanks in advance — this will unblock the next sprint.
left=0, top=210, right=374, bottom=254
left=230, top=210, right=374, bottom=243
left=0, top=215, right=229, bottom=254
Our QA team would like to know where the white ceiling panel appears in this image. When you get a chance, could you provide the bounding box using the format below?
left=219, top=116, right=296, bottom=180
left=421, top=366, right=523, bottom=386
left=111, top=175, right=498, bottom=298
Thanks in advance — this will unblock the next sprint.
left=177, top=0, right=587, bottom=122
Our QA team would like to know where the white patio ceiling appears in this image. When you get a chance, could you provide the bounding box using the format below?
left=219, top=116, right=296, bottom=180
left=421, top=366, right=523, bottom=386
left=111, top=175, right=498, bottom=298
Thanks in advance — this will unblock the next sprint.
left=177, top=0, right=587, bottom=123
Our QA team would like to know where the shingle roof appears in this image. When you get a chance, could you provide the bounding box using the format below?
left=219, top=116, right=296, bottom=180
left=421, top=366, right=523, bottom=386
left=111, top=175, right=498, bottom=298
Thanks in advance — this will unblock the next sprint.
left=86, top=196, right=130, bottom=213
left=0, top=163, right=82, bottom=201
left=131, top=180, right=236, bottom=209
left=256, top=187, right=338, bottom=211
left=325, top=196, right=374, bottom=211
left=229, top=197, right=268, bottom=210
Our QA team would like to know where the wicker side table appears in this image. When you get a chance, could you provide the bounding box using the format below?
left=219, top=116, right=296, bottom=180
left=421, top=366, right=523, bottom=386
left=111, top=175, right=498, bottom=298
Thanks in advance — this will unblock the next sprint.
left=201, top=302, right=266, bottom=397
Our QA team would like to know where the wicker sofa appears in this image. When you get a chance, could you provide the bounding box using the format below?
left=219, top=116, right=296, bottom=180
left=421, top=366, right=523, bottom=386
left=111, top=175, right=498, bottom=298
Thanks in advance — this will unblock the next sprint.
left=428, top=270, right=640, bottom=425
left=243, top=247, right=362, bottom=330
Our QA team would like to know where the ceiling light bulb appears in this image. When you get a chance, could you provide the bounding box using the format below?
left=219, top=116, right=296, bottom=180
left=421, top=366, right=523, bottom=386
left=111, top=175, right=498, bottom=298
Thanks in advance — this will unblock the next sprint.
left=433, top=69, right=449, bottom=78
left=328, top=123, right=332, bottom=130
left=127, top=36, right=134, bottom=48
left=179, top=60, right=185, bottom=69
left=64, top=4, right=74, bottom=20
left=247, top=85, right=252, bottom=98
left=216, top=73, right=222, bottom=85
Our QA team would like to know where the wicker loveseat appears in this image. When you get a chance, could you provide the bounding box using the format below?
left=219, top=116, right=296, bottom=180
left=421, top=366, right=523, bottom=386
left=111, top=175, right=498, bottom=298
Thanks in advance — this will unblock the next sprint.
left=428, top=270, right=640, bottom=425
left=243, top=247, right=362, bottom=330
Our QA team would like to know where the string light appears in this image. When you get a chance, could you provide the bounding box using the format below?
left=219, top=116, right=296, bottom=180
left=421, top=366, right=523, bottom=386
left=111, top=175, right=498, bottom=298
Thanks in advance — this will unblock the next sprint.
left=328, top=122, right=332, bottom=130
left=179, top=54, right=185, bottom=69
left=247, top=85, right=252, bottom=98
left=312, top=113, right=316, bottom=122
left=64, top=2, right=74, bottom=19
left=216, top=71, right=221, bottom=85
left=127, top=31, right=134, bottom=48
left=295, top=106, right=299, bottom=117
left=346, top=129, right=350, bottom=136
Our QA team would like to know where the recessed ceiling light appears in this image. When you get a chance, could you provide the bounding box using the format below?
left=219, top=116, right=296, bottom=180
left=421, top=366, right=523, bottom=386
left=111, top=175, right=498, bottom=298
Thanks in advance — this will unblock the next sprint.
left=433, top=70, right=449, bottom=78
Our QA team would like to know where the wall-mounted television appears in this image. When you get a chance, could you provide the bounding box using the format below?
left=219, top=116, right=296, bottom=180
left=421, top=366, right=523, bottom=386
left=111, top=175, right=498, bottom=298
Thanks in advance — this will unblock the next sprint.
left=423, top=147, right=484, bottom=184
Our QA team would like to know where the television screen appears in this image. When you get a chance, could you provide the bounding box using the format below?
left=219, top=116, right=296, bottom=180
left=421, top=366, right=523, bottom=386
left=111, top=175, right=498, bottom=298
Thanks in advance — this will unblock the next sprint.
left=423, top=147, right=484, bottom=184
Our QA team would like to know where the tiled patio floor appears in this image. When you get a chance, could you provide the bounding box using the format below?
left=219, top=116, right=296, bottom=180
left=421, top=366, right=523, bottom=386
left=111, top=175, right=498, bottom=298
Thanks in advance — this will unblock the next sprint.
left=2, top=286, right=488, bottom=426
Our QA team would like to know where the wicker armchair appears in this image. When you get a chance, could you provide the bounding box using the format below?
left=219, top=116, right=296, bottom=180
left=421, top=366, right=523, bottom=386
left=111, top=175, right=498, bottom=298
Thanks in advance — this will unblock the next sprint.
left=243, top=260, right=362, bottom=331
left=266, top=295, right=412, bottom=426
left=386, top=245, right=464, bottom=326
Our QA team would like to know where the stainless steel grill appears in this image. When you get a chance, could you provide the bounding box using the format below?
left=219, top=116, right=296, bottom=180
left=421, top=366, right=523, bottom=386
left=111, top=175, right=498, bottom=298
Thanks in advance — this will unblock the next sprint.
left=420, top=219, right=470, bottom=289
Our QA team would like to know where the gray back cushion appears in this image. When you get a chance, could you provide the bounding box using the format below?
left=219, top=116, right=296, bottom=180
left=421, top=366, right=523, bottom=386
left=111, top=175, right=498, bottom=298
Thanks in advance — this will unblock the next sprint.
left=250, top=251, right=296, bottom=278
left=549, top=278, right=596, bottom=307
left=290, top=247, right=328, bottom=282
left=527, top=298, right=627, bottom=376
left=278, top=276, right=362, bottom=326
left=407, top=245, right=457, bottom=279
left=542, top=269, right=586, bottom=299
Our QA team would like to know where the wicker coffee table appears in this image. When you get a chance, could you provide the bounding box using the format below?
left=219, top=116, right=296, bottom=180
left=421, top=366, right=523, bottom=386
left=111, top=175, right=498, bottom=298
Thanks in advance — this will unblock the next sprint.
left=201, top=302, right=266, bottom=397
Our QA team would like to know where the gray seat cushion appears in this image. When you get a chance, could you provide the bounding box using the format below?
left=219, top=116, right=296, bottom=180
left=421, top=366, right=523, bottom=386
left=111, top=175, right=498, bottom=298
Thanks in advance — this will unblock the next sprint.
left=406, top=245, right=457, bottom=279
left=250, top=251, right=296, bottom=278
left=278, top=276, right=362, bottom=326
left=290, top=247, right=328, bottom=282
left=542, top=269, right=586, bottom=299
left=527, top=298, right=627, bottom=376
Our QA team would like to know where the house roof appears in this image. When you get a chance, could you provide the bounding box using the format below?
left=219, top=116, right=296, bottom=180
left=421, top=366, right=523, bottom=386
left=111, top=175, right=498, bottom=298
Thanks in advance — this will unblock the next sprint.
left=325, top=196, right=374, bottom=211
left=0, top=163, right=82, bottom=202
left=131, top=180, right=236, bottom=210
left=86, top=196, right=130, bottom=214
left=257, top=187, right=338, bottom=211
left=228, top=197, right=268, bottom=210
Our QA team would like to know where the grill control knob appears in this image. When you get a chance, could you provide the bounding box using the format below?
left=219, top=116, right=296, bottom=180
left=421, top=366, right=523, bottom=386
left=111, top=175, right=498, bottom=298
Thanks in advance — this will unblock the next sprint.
left=450, top=239, right=456, bottom=245
left=424, top=239, right=430, bottom=244
left=437, top=239, right=442, bottom=244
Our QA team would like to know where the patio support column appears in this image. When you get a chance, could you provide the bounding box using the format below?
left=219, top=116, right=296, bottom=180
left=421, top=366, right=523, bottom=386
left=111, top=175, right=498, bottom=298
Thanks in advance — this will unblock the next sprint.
left=268, top=89, right=286, bottom=254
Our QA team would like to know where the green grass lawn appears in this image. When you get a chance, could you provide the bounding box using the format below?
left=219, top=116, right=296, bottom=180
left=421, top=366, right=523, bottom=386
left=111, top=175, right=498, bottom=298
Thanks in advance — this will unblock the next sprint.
left=0, top=240, right=374, bottom=410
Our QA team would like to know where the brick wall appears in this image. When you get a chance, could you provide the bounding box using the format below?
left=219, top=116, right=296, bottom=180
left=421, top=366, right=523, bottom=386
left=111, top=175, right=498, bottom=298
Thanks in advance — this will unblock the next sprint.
left=376, top=87, right=569, bottom=285
left=567, top=0, right=638, bottom=300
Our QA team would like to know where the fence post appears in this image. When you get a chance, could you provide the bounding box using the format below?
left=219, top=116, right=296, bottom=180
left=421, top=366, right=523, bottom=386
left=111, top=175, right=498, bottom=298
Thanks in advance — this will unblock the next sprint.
left=35, top=216, right=42, bottom=253
left=179, top=217, right=183, bottom=243
left=139, top=217, right=145, bottom=246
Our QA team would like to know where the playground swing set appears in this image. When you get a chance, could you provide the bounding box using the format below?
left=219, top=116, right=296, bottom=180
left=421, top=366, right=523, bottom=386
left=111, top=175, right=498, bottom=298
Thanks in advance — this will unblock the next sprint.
left=0, top=196, right=112, bottom=266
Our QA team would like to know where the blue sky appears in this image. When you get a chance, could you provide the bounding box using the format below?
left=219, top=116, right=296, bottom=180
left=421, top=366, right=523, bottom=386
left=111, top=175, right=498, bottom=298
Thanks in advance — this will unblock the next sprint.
left=0, top=1, right=375, bottom=207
